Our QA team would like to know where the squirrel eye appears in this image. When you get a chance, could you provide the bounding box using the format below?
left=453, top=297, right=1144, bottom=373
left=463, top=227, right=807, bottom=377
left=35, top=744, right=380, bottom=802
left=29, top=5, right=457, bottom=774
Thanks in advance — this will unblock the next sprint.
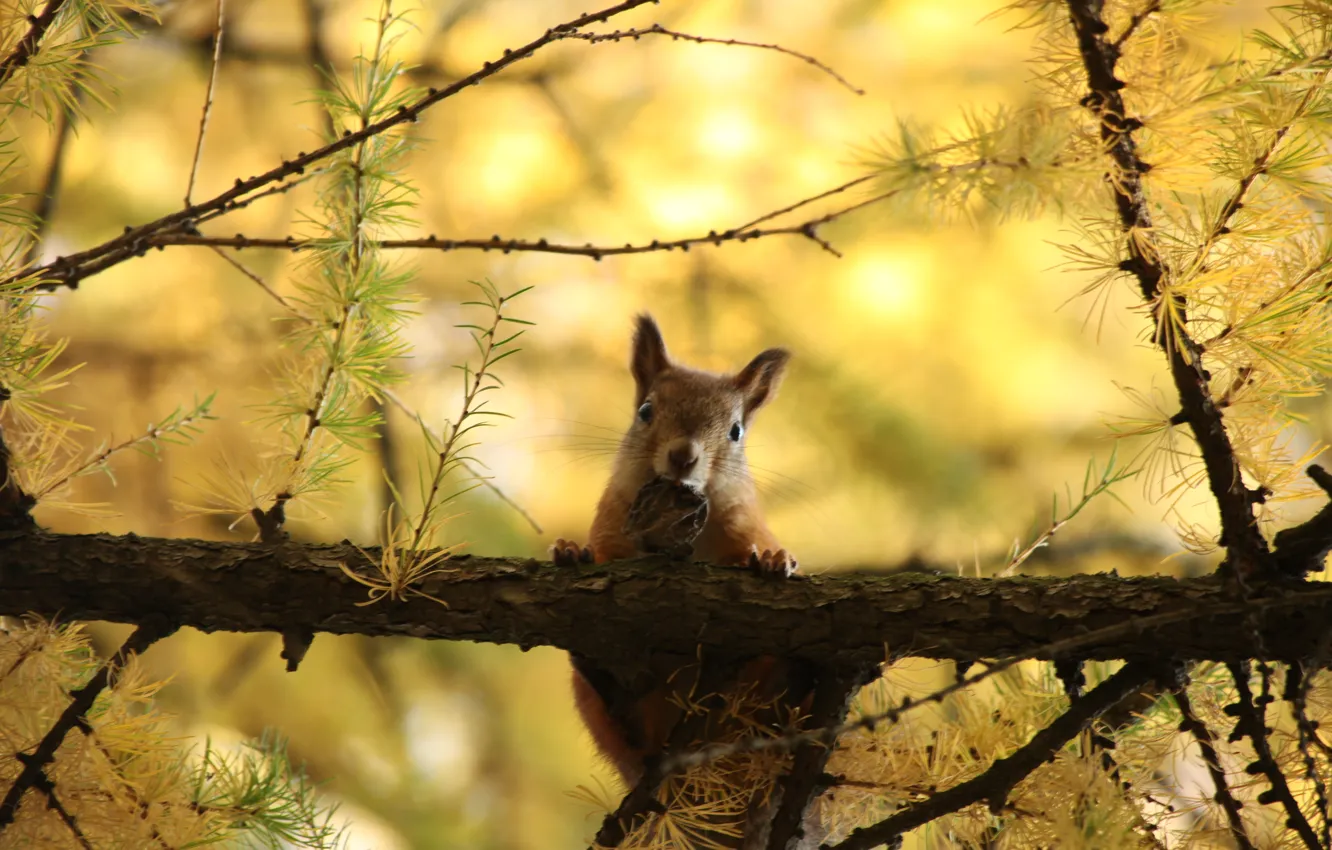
left=637, top=401, right=653, bottom=424
left=729, top=422, right=743, bottom=442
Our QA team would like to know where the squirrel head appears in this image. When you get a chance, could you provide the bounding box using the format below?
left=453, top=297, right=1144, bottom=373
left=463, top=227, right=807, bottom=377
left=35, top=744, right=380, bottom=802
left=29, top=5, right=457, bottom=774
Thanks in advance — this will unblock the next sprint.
left=624, top=314, right=789, bottom=493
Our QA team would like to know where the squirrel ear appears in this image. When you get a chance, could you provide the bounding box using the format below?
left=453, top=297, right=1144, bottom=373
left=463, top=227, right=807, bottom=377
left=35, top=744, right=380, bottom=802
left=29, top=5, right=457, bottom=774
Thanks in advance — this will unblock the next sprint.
left=734, top=347, right=790, bottom=418
left=631, top=314, right=671, bottom=404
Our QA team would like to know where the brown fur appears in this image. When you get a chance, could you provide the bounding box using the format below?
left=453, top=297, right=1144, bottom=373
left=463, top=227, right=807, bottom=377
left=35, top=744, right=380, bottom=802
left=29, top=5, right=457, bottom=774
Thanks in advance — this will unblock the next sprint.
left=561, top=314, right=793, bottom=786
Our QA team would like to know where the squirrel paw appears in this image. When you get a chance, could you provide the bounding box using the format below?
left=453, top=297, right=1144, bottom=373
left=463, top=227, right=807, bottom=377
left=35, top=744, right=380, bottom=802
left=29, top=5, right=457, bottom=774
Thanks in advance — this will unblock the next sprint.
left=551, top=539, right=594, bottom=566
left=748, top=546, right=798, bottom=578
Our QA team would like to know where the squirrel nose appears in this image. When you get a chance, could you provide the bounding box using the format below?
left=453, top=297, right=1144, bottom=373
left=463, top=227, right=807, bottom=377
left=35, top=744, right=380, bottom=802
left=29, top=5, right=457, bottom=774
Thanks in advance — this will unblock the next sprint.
left=666, top=443, right=699, bottom=478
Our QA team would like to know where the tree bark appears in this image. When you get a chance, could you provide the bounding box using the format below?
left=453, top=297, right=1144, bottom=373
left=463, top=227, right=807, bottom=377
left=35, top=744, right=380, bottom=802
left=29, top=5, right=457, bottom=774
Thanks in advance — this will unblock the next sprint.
left=2, top=530, right=1330, bottom=672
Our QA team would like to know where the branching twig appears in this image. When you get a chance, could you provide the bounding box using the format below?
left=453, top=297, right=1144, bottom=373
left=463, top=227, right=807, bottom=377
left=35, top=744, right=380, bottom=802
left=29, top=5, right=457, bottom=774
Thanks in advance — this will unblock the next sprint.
left=0, top=0, right=71, bottom=90
left=33, top=398, right=215, bottom=500
left=45, top=786, right=94, bottom=850
left=184, top=0, right=226, bottom=205
left=1225, top=661, right=1321, bottom=850
left=554, top=22, right=864, bottom=95
left=1064, top=0, right=1270, bottom=575
left=109, top=187, right=895, bottom=262
left=0, top=621, right=177, bottom=830
left=827, top=662, right=1156, bottom=850
left=658, top=597, right=1261, bottom=777
left=203, top=247, right=543, bottom=534
left=1174, top=687, right=1255, bottom=850
left=1110, top=1, right=1161, bottom=52
left=1286, top=661, right=1332, bottom=849
left=8, top=0, right=662, bottom=291
left=381, top=388, right=542, bottom=534
left=1000, top=449, right=1134, bottom=576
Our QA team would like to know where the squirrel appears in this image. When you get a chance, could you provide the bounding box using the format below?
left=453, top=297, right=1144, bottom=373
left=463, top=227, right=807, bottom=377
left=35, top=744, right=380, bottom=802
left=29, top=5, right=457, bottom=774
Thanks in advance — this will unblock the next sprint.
left=552, top=313, right=799, bottom=788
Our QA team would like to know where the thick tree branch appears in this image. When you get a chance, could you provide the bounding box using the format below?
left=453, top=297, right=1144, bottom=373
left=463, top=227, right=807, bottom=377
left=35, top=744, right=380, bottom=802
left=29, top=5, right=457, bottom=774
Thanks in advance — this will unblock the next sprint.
left=4, top=531, right=1332, bottom=669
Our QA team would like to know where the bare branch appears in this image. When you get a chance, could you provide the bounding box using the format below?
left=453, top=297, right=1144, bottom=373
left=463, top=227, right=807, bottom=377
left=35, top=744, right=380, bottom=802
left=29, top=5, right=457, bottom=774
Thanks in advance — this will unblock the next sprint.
left=184, top=0, right=227, bottom=205
left=105, top=187, right=895, bottom=264
left=8, top=0, right=663, bottom=291
left=555, top=22, right=864, bottom=95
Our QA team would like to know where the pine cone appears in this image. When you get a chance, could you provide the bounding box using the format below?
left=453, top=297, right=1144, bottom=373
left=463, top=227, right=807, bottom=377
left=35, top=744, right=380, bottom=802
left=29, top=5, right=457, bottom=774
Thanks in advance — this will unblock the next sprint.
left=623, top=476, right=709, bottom=558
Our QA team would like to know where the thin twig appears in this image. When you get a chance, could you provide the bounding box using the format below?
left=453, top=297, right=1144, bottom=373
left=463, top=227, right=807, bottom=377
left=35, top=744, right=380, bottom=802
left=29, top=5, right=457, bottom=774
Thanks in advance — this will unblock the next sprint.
left=0, top=0, right=71, bottom=90
left=208, top=247, right=302, bottom=315
left=34, top=401, right=213, bottom=499
left=381, top=388, right=542, bottom=534
left=1174, top=687, right=1255, bottom=850
left=45, top=787, right=94, bottom=850
left=24, top=106, right=76, bottom=268
left=1111, top=1, right=1161, bottom=52
left=556, top=22, right=864, bottom=95
left=734, top=174, right=876, bottom=231
left=184, top=0, right=227, bottom=205
left=118, top=188, right=896, bottom=262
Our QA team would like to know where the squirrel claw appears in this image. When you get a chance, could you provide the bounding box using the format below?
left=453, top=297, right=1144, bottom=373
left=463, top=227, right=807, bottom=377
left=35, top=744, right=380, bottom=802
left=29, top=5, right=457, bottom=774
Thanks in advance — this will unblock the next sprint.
left=748, top=546, right=797, bottom=578
left=552, top=539, right=594, bottom=566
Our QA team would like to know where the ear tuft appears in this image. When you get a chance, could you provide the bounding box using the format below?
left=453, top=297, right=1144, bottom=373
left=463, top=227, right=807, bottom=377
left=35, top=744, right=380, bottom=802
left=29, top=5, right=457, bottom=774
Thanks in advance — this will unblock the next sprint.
left=631, top=314, right=671, bottom=404
left=734, top=347, right=790, bottom=419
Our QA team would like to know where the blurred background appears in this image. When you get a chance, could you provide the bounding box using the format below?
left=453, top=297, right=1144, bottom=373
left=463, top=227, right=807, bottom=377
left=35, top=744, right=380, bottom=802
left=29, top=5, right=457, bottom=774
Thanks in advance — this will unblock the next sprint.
left=9, top=0, right=1326, bottom=846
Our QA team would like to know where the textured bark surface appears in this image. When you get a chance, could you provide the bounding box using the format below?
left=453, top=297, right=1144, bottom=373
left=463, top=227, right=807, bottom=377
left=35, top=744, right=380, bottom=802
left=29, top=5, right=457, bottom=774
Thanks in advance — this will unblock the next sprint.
left=2, top=530, right=1331, bottom=670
